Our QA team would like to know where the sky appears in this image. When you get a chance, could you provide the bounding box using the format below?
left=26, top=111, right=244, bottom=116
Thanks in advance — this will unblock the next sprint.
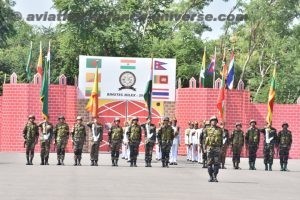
left=13, top=0, right=239, bottom=40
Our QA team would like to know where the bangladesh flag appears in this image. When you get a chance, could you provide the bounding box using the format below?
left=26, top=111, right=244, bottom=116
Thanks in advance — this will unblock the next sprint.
left=144, top=58, right=153, bottom=119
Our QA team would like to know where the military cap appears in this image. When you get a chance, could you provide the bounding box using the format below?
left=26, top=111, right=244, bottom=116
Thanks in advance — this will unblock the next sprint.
left=209, top=116, right=218, bottom=122
left=76, top=116, right=83, bottom=120
left=131, top=116, right=139, bottom=121
left=58, top=115, right=65, bottom=120
left=28, top=114, right=35, bottom=119
left=282, top=122, right=289, bottom=127
left=114, top=117, right=120, bottom=122
left=235, top=122, right=242, bottom=127
left=249, top=119, right=256, bottom=125
left=163, top=117, right=170, bottom=121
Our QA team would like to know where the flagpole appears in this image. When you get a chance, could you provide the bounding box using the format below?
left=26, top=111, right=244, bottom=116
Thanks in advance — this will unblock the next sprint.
left=201, top=46, right=206, bottom=88
left=48, top=40, right=51, bottom=85
left=213, top=46, right=216, bottom=88
left=150, top=55, right=153, bottom=120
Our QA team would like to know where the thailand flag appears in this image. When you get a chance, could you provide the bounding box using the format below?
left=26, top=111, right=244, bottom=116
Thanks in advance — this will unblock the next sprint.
left=226, top=51, right=235, bottom=89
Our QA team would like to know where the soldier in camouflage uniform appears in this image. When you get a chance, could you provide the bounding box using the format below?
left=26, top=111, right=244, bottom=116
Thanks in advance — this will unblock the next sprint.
left=38, top=118, right=53, bottom=165
left=108, top=117, right=123, bottom=166
left=245, top=119, right=260, bottom=170
left=200, top=121, right=209, bottom=168
left=231, top=123, right=244, bottom=170
left=87, top=117, right=103, bottom=166
left=127, top=117, right=142, bottom=167
left=260, top=122, right=277, bottom=171
left=23, top=115, right=39, bottom=165
left=71, top=116, right=86, bottom=166
left=141, top=117, right=156, bottom=167
left=204, top=116, right=223, bottom=182
left=157, top=117, right=174, bottom=168
left=277, top=122, right=292, bottom=171
left=54, top=116, right=69, bottom=165
left=219, top=122, right=230, bottom=169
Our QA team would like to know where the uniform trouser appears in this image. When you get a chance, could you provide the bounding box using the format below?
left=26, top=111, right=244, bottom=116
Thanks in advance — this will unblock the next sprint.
left=279, top=146, right=290, bottom=164
left=40, top=140, right=51, bottom=160
left=26, top=142, right=35, bottom=157
left=111, top=140, right=122, bottom=161
left=220, top=145, right=228, bottom=165
left=161, top=142, right=172, bottom=163
left=129, top=141, right=140, bottom=161
left=155, top=144, right=161, bottom=159
left=232, top=145, right=242, bottom=163
left=191, top=144, right=198, bottom=161
left=202, top=150, right=207, bottom=162
left=121, top=143, right=128, bottom=159
left=145, top=142, right=155, bottom=162
left=186, top=145, right=191, bottom=160
left=248, top=145, right=258, bottom=162
left=198, top=145, right=202, bottom=163
left=90, top=141, right=100, bottom=161
left=207, top=147, right=220, bottom=176
left=73, top=139, right=84, bottom=160
left=170, top=142, right=178, bottom=163
left=263, top=144, right=275, bottom=164
left=56, top=141, right=67, bottom=161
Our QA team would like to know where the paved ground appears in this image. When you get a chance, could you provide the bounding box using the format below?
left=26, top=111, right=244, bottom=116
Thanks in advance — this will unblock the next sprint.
left=0, top=152, right=299, bottom=200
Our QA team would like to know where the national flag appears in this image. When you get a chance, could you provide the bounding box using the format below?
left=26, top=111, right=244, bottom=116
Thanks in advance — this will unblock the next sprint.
left=152, top=88, right=169, bottom=100
left=46, top=41, right=51, bottom=84
left=266, top=65, right=276, bottom=125
left=226, top=51, right=235, bottom=89
left=86, top=58, right=101, bottom=68
left=207, top=55, right=216, bottom=74
left=154, top=75, right=168, bottom=84
left=144, top=58, right=153, bottom=119
left=36, top=41, right=43, bottom=76
left=25, top=41, right=33, bottom=82
left=200, top=46, right=206, bottom=79
left=216, top=50, right=227, bottom=121
left=85, top=60, right=101, bottom=117
left=40, top=49, right=49, bottom=120
left=86, top=72, right=101, bottom=82
left=154, top=61, right=167, bottom=70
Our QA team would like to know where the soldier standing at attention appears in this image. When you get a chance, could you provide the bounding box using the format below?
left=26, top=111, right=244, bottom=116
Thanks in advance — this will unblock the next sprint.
left=260, top=122, right=277, bottom=171
left=54, top=116, right=69, bottom=165
left=190, top=121, right=199, bottom=163
left=87, top=117, right=103, bottom=166
left=170, top=118, right=180, bottom=165
left=245, top=120, right=260, bottom=170
left=204, top=116, right=223, bottom=182
left=121, top=121, right=130, bottom=160
left=277, top=122, right=292, bottom=171
left=127, top=117, right=142, bottom=167
left=38, top=117, right=53, bottom=165
left=141, top=117, right=156, bottom=167
left=71, top=116, right=86, bottom=166
left=157, top=117, right=174, bottom=168
left=231, top=123, right=244, bottom=170
left=200, top=121, right=210, bottom=168
left=23, top=115, right=39, bottom=165
left=108, top=117, right=123, bottom=166
left=184, top=121, right=193, bottom=162
left=219, top=122, right=230, bottom=169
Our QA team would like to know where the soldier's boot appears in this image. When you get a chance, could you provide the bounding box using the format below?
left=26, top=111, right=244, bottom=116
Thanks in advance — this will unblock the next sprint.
left=94, top=160, right=98, bottom=166
left=236, top=163, right=240, bottom=170
left=45, top=156, right=49, bottom=165
left=73, top=156, right=78, bottom=166
left=283, top=163, right=288, bottom=171
left=130, top=160, right=133, bottom=167
left=162, top=160, right=166, bottom=168
left=57, top=158, right=61, bottom=165
left=112, top=159, right=115, bottom=166
left=145, top=161, right=148, bottom=167
left=208, top=166, right=214, bottom=182
left=133, top=159, right=137, bottom=167
left=233, top=162, right=236, bottom=169
left=148, top=160, right=152, bottom=167
left=61, top=158, right=64, bottom=166
left=40, top=156, right=45, bottom=165
left=165, top=161, right=169, bottom=168
left=221, top=163, right=226, bottom=169
left=268, top=164, right=272, bottom=171
left=213, top=174, right=218, bottom=182
left=29, top=155, right=34, bottom=165
left=26, top=155, right=30, bottom=165
left=91, top=160, right=95, bottom=166
left=77, top=157, right=82, bottom=166
left=249, top=162, right=252, bottom=170
left=253, top=162, right=256, bottom=170
left=264, top=163, right=268, bottom=171
left=280, top=163, right=284, bottom=171
left=202, top=161, right=207, bottom=168
left=115, top=159, right=118, bottom=167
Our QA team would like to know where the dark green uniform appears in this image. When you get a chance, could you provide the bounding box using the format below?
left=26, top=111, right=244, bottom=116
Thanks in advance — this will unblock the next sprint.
left=71, top=123, right=86, bottom=166
left=245, top=127, right=260, bottom=170
left=220, top=128, right=229, bottom=169
left=23, top=121, right=39, bottom=165
left=127, top=124, right=142, bottom=167
left=108, top=125, right=123, bottom=166
left=157, top=124, right=174, bottom=167
left=231, top=129, right=244, bottom=169
left=260, top=127, right=277, bottom=171
left=277, top=129, right=292, bottom=171
left=38, top=121, right=53, bottom=165
left=200, top=126, right=208, bottom=168
left=87, top=121, right=103, bottom=166
left=54, top=121, right=69, bottom=165
left=141, top=123, right=156, bottom=167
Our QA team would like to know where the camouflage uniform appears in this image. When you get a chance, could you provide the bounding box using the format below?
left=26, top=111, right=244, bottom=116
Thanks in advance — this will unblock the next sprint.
left=204, top=116, right=223, bottom=182
left=157, top=117, right=174, bottom=168
left=23, top=115, right=39, bottom=165
left=87, top=121, right=103, bottom=166
left=231, top=127, right=244, bottom=169
left=108, top=123, right=123, bottom=166
left=199, top=122, right=209, bottom=168
left=220, top=128, right=230, bottom=169
left=71, top=117, right=86, bottom=166
left=127, top=119, right=142, bottom=167
left=260, top=126, right=277, bottom=171
left=54, top=117, right=69, bottom=165
left=277, top=123, right=292, bottom=171
left=141, top=122, right=156, bottom=167
left=245, top=120, right=260, bottom=170
left=38, top=120, right=53, bottom=165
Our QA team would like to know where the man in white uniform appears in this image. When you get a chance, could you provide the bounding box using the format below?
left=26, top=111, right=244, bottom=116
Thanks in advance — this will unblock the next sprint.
left=122, top=121, right=130, bottom=160
left=170, top=118, right=180, bottom=165
left=190, top=121, right=199, bottom=162
left=185, top=121, right=193, bottom=162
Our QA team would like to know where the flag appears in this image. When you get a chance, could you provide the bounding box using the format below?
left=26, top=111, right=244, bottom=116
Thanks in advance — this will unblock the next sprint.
left=40, top=51, right=49, bottom=120
left=216, top=50, right=227, bottom=121
left=26, top=41, right=33, bottom=82
left=37, top=41, right=43, bottom=76
left=46, top=41, right=51, bottom=84
left=226, top=51, right=235, bottom=89
left=200, top=46, right=206, bottom=87
left=266, top=65, right=276, bottom=124
left=154, top=60, right=167, bottom=70
left=144, top=58, right=153, bottom=118
left=85, top=60, right=101, bottom=117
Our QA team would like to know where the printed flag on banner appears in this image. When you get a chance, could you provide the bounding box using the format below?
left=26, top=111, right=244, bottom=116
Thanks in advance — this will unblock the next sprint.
left=226, top=51, right=235, bottom=89
left=152, top=88, right=169, bottom=100
left=154, top=75, right=168, bottom=84
left=26, top=41, right=33, bottom=82
left=120, top=59, right=136, bottom=70
left=266, top=64, right=277, bottom=125
left=154, top=61, right=167, bottom=70
left=36, top=41, right=43, bottom=76
left=86, top=58, right=100, bottom=68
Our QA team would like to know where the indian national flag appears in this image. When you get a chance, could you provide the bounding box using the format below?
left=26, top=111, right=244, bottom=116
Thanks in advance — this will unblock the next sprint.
left=266, top=65, right=276, bottom=124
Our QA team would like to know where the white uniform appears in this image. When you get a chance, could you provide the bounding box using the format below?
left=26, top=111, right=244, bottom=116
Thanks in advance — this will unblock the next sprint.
left=155, top=135, right=161, bottom=160
left=184, top=128, right=192, bottom=161
left=196, top=128, right=203, bottom=163
left=121, top=126, right=130, bottom=159
left=170, top=126, right=180, bottom=164
left=190, top=128, right=199, bottom=162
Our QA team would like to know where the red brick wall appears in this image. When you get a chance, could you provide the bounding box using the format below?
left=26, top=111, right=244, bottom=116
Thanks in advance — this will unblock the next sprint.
left=175, top=88, right=300, bottom=158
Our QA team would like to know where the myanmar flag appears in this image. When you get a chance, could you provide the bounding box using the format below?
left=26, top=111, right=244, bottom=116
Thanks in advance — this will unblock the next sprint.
left=86, top=60, right=101, bottom=117
left=144, top=58, right=153, bottom=119
left=266, top=65, right=276, bottom=124
left=40, top=50, right=49, bottom=120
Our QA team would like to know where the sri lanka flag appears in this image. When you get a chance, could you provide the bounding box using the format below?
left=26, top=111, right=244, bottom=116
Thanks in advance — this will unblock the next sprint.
left=266, top=65, right=276, bottom=125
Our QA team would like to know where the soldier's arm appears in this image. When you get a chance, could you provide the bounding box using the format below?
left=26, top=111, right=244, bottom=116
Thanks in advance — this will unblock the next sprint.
left=22, top=124, right=27, bottom=140
left=245, top=130, right=249, bottom=145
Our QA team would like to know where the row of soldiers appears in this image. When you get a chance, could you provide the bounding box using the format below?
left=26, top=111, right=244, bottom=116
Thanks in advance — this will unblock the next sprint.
left=22, top=114, right=179, bottom=168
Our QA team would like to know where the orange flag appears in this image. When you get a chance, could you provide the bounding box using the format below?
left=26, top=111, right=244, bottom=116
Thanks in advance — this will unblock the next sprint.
left=36, top=41, right=43, bottom=75
left=216, top=50, right=227, bottom=122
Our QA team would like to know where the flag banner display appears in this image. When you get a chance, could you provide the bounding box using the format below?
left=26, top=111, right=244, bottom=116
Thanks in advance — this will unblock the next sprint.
left=78, top=56, right=176, bottom=101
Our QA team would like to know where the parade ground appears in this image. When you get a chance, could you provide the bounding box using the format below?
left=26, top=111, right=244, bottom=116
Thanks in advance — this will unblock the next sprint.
left=0, top=153, right=299, bottom=200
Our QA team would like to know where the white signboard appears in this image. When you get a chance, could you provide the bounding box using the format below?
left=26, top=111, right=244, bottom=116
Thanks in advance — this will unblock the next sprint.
left=78, top=56, right=176, bottom=101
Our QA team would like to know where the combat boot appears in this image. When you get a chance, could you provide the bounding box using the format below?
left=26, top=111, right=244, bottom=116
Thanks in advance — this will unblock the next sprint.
left=115, top=159, right=118, bottom=167
left=280, top=163, right=284, bottom=171
left=208, top=175, right=214, bottom=182
left=233, top=162, right=236, bottom=169
left=253, top=162, right=256, bottom=170
left=61, top=159, right=64, bottom=165
left=162, top=161, right=165, bottom=168
left=57, top=158, right=61, bottom=165
left=26, top=155, right=30, bottom=165
left=283, top=163, right=288, bottom=171
left=202, top=161, right=207, bottom=168
left=145, top=161, right=149, bottom=167
left=112, top=159, right=115, bottom=166
left=268, top=164, right=272, bottom=171
left=208, top=166, right=214, bottom=182
left=40, top=158, right=45, bottom=165
left=213, top=174, right=218, bottom=182
left=222, top=163, right=226, bottom=169
left=148, top=161, right=152, bottom=167
left=236, top=163, right=241, bottom=170
left=133, top=160, right=137, bottom=167
left=249, top=162, right=252, bottom=170
left=165, top=161, right=169, bottom=168
left=77, top=158, right=82, bottom=166
left=94, top=160, right=98, bottom=166
left=29, top=155, right=34, bottom=165
left=130, top=160, right=133, bottom=167
left=91, top=160, right=95, bottom=166
left=73, top=156, right=78, bottom=166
